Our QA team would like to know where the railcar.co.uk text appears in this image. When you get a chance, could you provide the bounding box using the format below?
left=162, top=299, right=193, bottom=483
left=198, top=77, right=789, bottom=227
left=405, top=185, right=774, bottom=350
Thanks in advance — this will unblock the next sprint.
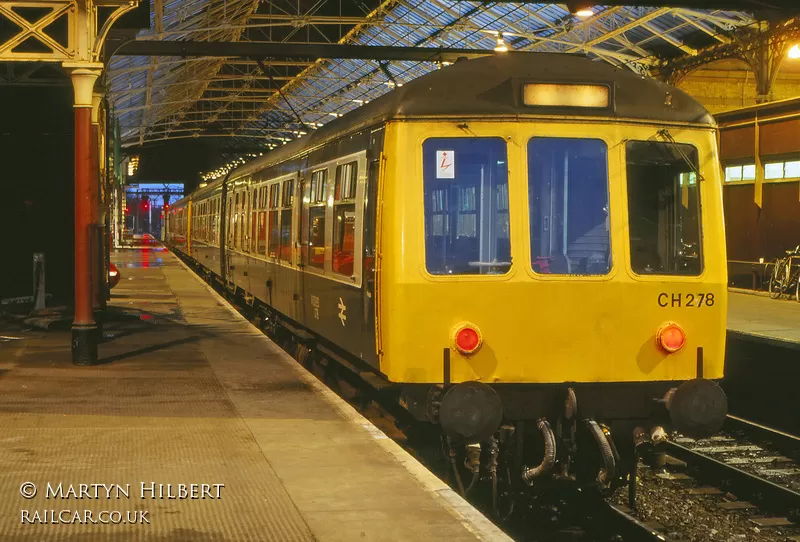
left=18, top=482, right=225, bottom=525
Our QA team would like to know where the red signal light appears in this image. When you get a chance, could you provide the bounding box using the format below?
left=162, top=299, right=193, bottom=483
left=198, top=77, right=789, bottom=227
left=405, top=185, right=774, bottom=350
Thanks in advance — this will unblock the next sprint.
left=453, top=324, right=482, bottom=355
left=656, top=322, right=686, bottom=353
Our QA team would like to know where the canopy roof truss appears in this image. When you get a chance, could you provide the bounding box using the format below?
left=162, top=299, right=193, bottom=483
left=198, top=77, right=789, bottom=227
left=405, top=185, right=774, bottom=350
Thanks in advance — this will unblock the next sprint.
left=107, top=1, right=758, bottom=151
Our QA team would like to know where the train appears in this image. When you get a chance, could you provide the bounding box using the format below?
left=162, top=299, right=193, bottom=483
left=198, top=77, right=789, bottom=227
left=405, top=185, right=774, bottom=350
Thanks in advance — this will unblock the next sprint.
left=167, top=52, right=728, bottom=502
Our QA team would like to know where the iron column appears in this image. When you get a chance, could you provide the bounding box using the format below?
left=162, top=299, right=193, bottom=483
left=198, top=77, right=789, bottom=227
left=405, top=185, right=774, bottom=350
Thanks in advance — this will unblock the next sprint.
left=65, top=62, right=103, bottom=365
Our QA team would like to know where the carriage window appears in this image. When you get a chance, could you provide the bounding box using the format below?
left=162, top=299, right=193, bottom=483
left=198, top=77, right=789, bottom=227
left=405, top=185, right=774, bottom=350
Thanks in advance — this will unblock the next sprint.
left=257, top=210, right=267, bottom=255
left=423, top=138, right=510, bottom=275
left=308, top=169, right=328, bottom=269
left=249, top=193, right=257, bottom=253
left=528, top=138, right=611, bottom=275
left=310, top=169, right=328, bottom=204
left=626, top=141, right=702, bottom=276
left=280, top=180, right=293, bottom=262
left=333, top=162, right=358, bottom=276
left=308, top=207, right=326, bottom=269
left=268, top=184, right=280, bottom=258
left=233, top=193, right=241, bottom=249
left=281, top=179, right=294, bottom=207
left=335, top=162, right=357, bottom=200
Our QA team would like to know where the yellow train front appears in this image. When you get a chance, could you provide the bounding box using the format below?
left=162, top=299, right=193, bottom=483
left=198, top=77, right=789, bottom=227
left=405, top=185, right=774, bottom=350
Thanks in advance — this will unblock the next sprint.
left=379, top=57, right=727, bottom=466
left=168, top=53, right=728, bottom=493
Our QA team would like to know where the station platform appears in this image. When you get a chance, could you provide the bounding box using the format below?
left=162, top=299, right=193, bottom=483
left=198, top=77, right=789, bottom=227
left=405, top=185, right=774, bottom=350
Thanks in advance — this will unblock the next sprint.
left=0, top=240, right=509, bottom=541
left=728, top=290, right=800, bottom=347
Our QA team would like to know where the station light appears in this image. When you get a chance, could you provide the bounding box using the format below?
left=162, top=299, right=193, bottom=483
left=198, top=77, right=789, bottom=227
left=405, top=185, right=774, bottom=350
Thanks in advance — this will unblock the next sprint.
left=494, top=32, right=508, bottom=53
left=127, top=155, right=139, bottom=177
left=790, top=44, right=800, bottom=59
left=567, top=3, right=594, bottom=17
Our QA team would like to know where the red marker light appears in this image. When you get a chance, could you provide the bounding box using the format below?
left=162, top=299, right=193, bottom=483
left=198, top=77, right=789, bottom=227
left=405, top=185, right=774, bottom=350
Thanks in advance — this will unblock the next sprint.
left=657, top=322, right=686, bottom=353
left=453, top=324, right=482, bottom=355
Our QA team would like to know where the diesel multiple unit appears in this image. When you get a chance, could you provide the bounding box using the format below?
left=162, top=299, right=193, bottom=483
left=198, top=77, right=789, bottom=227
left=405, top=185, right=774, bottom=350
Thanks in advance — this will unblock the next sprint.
left=168, top=53, right=728, bottom=497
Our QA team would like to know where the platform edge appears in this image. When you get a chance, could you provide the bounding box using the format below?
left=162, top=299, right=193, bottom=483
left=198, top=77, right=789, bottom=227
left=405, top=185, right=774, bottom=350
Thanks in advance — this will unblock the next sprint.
left=171, top=253, right=514, bottom=542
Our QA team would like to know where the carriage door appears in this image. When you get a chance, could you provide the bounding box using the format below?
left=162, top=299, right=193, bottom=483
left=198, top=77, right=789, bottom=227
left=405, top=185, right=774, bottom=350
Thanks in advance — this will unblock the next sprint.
left=295, top=178, right=309, bottom=324
left=225, top=190, right=236, bottom=289
left=363, top=157, right=380, bottom=336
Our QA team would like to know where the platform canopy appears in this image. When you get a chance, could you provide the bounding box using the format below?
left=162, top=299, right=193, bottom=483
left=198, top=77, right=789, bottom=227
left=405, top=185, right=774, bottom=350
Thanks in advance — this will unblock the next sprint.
left=106, top=1, right=767, bottom=156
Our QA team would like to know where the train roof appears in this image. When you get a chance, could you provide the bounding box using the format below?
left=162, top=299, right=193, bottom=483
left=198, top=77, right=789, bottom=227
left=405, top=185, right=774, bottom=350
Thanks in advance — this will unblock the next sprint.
left=190, top=53, right=714, bottom=195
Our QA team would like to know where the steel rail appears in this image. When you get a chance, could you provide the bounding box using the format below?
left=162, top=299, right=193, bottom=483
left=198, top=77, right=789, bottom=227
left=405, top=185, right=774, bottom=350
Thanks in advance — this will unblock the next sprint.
left=665, top=440, right=800, bottom=519
left=602, top=502, right=673, bottom=542
left=725, top=415, right=800, bottom=458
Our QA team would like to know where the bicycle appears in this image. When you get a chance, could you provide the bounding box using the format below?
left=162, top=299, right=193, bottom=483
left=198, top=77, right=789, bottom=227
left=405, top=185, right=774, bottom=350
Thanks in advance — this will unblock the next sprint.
left=768, top=245, right=800, bottom=301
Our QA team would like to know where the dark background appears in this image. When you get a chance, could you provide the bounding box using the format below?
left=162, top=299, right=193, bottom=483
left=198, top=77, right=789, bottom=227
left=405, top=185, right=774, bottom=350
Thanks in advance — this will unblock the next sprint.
left=0, top=85, right=74, bottom=303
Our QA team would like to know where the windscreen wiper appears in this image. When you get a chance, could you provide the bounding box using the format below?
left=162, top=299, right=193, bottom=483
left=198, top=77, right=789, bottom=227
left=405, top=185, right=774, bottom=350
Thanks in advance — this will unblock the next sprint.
left=656, top=129, right=705, bottom=183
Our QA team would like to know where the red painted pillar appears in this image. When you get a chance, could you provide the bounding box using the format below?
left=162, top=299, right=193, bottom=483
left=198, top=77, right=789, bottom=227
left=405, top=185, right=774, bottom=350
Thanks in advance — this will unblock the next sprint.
left=66, top=64, right=103, bottom=365
left=90, top=93, right=102, bottom=316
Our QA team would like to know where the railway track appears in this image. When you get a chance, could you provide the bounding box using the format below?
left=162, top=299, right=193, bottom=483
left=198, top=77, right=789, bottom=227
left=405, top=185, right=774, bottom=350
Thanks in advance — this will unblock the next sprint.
left=725, top=415, right=800, bottom=460
left=616, top=416, right=800, bottom=542
left=667, top=417, right=800, bottom=520
left=602, top=502, right=675, bottom=542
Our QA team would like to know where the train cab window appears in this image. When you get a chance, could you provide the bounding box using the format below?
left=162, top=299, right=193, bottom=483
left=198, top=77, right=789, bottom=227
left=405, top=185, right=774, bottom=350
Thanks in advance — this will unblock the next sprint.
left=268, top=184, right=280, bottom=258
left=528, top=138, right=611, bottom=275
left=626, top=141, right=702, bottom=276
left=279, top=180, right=294, bottom=262
left=308, top=169, right=328, bottom=270
left=423, top=138, right=510, bottom=275
left=333, top=162, right=357, bottom=276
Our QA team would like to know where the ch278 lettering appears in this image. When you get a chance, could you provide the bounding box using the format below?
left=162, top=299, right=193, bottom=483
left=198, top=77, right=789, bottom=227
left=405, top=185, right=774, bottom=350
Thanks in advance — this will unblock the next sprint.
left=658, top=293, right=715, bottom=308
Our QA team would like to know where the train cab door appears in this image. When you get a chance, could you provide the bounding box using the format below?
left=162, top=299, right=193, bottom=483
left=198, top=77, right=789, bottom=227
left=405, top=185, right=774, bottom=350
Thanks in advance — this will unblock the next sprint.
left=363, top=156, right=381, bottom=337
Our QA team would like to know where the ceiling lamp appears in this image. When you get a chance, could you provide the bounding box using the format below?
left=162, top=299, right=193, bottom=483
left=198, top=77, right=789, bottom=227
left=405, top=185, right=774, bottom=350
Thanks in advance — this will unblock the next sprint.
left=494, top=32, right=508, bottom=53
left=567, top=3, right=594, bottom=17
left=789, top=44, right=800, bottom=59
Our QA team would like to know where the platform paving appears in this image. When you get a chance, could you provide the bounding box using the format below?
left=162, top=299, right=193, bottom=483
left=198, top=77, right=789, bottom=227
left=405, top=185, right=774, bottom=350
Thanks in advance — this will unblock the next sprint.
left=728, top=291, right=800, bottom=346
left=0, top=242, right=508, bottom=541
